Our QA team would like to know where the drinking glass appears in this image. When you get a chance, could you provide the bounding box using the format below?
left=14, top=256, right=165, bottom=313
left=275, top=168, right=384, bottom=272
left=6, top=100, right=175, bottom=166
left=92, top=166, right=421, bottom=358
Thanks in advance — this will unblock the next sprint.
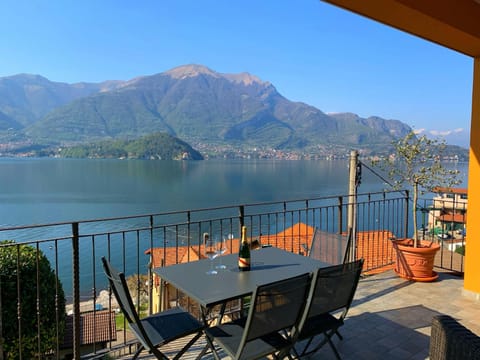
left=215, top=235, right=228, bottom=270
left=204, top=233, right=218, bottom=275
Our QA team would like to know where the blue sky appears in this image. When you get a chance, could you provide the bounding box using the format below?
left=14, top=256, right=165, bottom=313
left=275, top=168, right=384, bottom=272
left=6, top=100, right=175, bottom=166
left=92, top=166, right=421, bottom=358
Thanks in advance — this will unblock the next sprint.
left=0, top=0, right=473, bottom=147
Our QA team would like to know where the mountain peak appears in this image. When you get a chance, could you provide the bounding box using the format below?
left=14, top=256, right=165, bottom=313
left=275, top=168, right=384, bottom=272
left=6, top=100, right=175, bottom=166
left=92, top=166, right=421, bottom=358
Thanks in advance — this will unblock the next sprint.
left=165, top=64, right=267, bottom=87
left=165, top=64, right=219, bottom=80
left=223, top=72, right=266, bottom=86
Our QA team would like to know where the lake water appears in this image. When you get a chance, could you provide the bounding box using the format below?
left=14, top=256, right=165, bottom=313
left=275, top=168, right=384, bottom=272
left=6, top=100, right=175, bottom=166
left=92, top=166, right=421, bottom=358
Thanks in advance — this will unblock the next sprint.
left=0, top=157, right=469, bottom=226
left=0, top=158, right=469, bottom=297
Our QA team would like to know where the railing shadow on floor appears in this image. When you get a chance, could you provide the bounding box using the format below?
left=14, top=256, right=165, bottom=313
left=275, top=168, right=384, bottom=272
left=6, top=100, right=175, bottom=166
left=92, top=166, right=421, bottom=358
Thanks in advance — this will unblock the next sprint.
left=303, top=305, right=441, bottom=360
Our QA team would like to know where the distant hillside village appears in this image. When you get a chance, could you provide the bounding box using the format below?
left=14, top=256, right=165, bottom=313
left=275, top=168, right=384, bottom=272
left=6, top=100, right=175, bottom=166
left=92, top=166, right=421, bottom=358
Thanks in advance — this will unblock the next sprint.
left=0, top=135, right=470, bottom=161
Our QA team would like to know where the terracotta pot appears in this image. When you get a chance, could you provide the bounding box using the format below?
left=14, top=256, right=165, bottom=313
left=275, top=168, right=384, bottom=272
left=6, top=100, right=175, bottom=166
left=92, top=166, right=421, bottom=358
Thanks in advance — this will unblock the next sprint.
left=392, top=239, right=441, bottom=282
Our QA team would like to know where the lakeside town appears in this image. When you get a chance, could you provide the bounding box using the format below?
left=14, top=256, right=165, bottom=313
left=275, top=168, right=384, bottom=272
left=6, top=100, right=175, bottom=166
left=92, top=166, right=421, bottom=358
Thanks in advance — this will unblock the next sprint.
left=0, top=138, right=470, bottom=161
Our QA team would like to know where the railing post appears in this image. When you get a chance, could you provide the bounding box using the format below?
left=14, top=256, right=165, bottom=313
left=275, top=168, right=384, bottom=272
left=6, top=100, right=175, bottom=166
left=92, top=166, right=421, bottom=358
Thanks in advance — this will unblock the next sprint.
left=404, top=190, right=410, bottom=239
left=72, top=222, right=81, bottom=360
left=337, top=196, right=343, bottom=235
left=0, top=271, right=3, bottom=360
left=148, top=216, right=153, bottom=316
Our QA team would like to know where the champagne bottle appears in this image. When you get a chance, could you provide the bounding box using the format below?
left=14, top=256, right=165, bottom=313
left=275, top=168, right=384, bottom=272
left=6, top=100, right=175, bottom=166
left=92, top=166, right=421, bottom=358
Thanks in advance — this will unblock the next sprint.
left=238, top=225, right=251, bottom=271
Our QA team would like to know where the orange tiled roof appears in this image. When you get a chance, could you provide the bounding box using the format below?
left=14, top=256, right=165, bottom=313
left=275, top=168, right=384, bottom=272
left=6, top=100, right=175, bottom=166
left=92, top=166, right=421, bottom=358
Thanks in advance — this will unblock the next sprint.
left=356, top=230, right=395, bottom=274
left=145, top=223, right=395, bottom=275
left=435, top=213, right=467, bottom=223
left=433, top=187, right=468, bottom=195
left=145, top=223, right=315, bottom=268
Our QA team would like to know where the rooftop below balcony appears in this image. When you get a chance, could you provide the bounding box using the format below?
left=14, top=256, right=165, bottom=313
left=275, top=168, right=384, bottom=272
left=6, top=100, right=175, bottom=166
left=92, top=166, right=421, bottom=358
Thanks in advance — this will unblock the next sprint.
left=114, top=268, right=479, bottom=360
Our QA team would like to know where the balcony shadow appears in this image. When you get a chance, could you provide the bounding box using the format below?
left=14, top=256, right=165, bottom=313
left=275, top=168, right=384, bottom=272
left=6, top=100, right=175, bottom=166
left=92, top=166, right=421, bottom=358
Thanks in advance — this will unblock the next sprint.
left=304, top=304, right=441, bottom=359
left=352, top=273, right=414, bottom=307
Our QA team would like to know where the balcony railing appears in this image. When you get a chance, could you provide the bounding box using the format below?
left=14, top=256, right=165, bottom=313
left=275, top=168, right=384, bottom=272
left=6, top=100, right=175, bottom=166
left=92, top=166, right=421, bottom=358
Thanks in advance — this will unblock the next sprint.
left=0, top=189, right=466, bottom=359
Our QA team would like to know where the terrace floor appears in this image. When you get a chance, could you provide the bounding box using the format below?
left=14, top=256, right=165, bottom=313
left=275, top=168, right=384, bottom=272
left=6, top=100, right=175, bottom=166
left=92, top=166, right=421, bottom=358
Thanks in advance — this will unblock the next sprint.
left=116, top=269, right=480, bottom=360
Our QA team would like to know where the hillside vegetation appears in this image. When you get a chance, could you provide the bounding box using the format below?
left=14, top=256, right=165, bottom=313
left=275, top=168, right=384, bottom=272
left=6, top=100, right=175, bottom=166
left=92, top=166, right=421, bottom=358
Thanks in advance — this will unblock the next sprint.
left=59, top=132, right=203, bottom=160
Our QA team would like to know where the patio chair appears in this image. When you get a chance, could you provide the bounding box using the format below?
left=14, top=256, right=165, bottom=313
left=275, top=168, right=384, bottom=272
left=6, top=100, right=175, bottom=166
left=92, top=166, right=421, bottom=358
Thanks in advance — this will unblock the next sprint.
left=101, top=257, right=205, bottom=360
left=307, top=227, right=351, bottom=265
left=204, top=272, right=312, bottom=360
left=293, top=258, right=364, bottom=359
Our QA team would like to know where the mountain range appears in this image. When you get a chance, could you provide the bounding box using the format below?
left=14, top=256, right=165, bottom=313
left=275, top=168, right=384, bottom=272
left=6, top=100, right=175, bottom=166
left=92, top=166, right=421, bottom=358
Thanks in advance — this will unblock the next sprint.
left=0, top=64, right=468, bottom=159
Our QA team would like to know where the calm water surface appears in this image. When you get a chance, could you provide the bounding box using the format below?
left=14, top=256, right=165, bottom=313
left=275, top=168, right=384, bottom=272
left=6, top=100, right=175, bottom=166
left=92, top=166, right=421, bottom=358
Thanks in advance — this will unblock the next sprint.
left=0, top=157, right=470, bottom=226
left=0, top=158, right=391, bottom=226
left=0, top=158, right=468, bottom=297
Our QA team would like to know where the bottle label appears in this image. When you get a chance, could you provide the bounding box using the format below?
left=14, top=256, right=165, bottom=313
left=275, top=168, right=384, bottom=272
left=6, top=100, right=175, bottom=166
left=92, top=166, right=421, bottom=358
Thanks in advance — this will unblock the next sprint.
left=238, top=257, right=250, bottom=269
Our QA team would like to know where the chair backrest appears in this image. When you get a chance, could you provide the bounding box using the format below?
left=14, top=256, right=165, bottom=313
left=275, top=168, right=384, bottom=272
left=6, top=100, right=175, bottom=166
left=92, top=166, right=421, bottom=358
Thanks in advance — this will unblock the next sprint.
left=302, top=258, right=364, bottom=323
left=238, top=272, right=311, bottom=355
left=101, top=257, right=154, bottom=349
left=308, top=227, right=350, bottom=265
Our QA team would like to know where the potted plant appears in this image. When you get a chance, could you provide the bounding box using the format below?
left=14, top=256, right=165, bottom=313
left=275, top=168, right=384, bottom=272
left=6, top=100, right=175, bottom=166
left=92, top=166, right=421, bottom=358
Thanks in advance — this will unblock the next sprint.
left=374, top=131, right=461, bottom=281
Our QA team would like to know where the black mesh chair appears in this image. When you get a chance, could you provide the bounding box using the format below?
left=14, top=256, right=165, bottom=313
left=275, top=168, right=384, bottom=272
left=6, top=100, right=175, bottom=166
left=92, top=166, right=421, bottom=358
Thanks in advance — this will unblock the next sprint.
left=308, top=227, right=352, bottom=265
left=204, top=272, right=312, bottom=360
left=101, top=257, right=205, bottom=360
left=294, top=258, right=364, bottom=359
left=429, top=314, right=480, bottom=360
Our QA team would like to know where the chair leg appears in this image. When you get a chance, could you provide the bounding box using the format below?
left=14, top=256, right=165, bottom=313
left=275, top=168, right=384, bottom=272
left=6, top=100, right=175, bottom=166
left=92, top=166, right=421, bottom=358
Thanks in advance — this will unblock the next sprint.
left=274, top=350, right=295, bottom=360
left=298, top=337, right=314, bottom=357
left=302, top=330, right=342, bottom=360
left=173, top=332, right=204, bottom=360
left=132, top=344, right=145, bottom=360
left=290, top=344, right=300, bottom=359
left=204, top=334, right=222, bottom=360
left=327, top=338, right=342, bottom=360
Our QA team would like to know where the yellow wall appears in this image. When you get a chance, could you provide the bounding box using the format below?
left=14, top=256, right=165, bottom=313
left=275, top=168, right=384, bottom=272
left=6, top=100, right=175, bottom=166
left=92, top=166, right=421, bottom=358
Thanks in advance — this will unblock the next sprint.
left=464, top=57, right=480, bottom=297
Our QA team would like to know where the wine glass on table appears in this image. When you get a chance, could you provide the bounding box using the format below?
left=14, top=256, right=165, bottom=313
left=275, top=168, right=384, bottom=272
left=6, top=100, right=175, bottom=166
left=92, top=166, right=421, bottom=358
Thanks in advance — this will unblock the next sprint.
left=204, top=233, right=218, bottom=275
left=215, top=235, right=228, bottom=270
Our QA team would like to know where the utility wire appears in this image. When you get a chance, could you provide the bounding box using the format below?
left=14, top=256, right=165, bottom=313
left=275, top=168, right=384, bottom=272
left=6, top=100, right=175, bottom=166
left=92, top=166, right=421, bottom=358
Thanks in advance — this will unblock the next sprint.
left=358, top=160, right=396, bottom=189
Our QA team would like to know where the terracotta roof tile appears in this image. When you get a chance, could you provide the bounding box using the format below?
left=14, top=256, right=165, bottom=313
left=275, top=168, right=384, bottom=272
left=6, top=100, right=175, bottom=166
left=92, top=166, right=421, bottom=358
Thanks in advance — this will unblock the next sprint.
left=433, top=187, right=468, bottom=195
left=145, top=223, right=396, bottom=275
left=436, top=213, right=467, bottom=223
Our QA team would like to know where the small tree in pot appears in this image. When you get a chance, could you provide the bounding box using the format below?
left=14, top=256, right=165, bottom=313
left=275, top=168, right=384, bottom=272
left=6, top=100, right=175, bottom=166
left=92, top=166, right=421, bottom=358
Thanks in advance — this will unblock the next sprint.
left=374, top=131, right=461, bottom=280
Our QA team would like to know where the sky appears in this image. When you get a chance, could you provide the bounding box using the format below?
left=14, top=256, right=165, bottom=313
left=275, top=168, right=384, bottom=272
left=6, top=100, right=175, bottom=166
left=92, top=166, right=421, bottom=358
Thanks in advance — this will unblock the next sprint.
left=0, top=0, right=473, bottom=147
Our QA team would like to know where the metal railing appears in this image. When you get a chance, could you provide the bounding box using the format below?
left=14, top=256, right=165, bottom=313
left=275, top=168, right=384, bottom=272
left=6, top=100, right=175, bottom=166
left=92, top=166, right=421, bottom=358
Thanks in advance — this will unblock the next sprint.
left=0, top=189, right=465, bottom=359
left=416, top=195, right=467, bottom=274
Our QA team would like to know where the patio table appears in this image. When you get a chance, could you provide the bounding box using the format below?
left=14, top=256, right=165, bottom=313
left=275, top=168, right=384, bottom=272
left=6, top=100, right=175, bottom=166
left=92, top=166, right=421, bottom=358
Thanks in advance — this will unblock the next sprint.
left=154, top=247, right=328, bottom=358
left=154, top=246, right=328, bottom=314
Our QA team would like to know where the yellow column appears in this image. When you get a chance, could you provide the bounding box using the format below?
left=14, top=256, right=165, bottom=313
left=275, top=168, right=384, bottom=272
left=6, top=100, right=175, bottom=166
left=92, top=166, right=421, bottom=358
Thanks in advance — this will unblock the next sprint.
left=464, top=57, right=480, bottom=299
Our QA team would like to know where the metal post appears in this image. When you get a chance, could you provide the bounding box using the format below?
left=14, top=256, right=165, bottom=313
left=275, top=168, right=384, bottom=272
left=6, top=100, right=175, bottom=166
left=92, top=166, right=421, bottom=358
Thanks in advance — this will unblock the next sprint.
left=147, top=260, right=152, bottom=316
left=72, top=222, right=80, bottom=360
left=404, top=190, right=410, bottom=239
left=148, top=216, right=154, bottom=316
left=159, top=259, right=165, bottom=312
left=347, top=150, right=358, bottom=261
left=337, top=196, right=343, bottom=235
left=0, top=272, right=3, bottom=360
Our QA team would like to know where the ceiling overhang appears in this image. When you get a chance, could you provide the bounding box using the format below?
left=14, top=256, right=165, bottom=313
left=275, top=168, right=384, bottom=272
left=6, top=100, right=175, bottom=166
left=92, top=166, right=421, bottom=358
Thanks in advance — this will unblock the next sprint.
left=321, top=0, right=480, bottom=57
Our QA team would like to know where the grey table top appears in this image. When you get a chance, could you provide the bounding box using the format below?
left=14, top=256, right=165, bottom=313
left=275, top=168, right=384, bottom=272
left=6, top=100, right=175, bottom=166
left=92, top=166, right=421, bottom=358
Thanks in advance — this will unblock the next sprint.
left=154, top=246, right=329, bottom=308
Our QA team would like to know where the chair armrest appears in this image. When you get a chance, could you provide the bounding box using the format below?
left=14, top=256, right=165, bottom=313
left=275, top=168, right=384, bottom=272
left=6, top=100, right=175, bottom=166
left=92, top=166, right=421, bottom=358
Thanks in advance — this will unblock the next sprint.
left=429, top=315, right=480, bottom=360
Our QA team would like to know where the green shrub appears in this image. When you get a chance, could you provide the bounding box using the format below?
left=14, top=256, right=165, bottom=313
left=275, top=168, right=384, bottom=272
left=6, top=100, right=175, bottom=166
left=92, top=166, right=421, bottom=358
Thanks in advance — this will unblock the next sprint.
left=0, top=240, right=66, bottom=359
left=455, top=245, right=465, bottom=256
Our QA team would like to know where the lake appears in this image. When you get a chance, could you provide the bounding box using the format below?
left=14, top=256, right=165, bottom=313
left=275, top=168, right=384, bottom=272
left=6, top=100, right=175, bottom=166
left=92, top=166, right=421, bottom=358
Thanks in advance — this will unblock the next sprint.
left=0, top=158, right=468, bottom=297
left=0, top=158, right=469, bottom=227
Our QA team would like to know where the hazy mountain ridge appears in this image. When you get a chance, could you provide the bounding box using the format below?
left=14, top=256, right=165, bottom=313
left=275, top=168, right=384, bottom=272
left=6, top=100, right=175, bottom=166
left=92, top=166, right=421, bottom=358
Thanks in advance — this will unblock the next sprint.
left=0, top=74, right=126, bottom=129
left=0, top=64, right=467, bottom=158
